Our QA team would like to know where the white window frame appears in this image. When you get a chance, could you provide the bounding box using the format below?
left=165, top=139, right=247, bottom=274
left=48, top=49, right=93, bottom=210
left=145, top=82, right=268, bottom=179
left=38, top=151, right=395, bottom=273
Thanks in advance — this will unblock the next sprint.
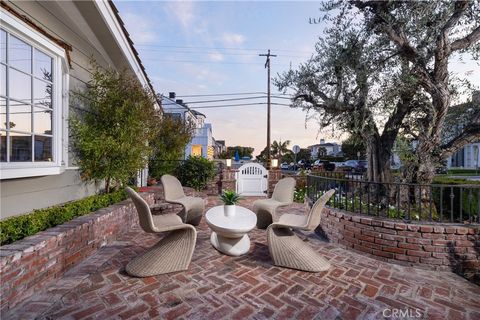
left=0, top=9, right=68, bottom=179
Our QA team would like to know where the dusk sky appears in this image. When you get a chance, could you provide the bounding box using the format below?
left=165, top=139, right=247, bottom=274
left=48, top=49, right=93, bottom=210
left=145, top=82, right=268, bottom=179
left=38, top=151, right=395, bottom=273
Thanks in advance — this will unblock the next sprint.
left=114, top=1, right=479, bottom=157
left=115, top=1, right=331, bottom=156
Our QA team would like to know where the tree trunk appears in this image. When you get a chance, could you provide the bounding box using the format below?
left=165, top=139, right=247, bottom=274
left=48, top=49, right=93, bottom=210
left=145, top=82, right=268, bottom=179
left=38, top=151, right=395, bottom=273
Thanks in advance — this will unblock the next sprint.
left=365, top=133, right=392, bottom=184
left=105, top=177, right=111, bottom=194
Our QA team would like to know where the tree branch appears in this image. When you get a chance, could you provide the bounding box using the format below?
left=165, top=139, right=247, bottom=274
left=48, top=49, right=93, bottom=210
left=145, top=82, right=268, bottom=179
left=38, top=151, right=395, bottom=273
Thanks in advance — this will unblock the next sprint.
left=440, top=124, right=480, bottom=159
left=294, top=94, right=353, bottom=113
left=451, top=24, right=480, bottom=51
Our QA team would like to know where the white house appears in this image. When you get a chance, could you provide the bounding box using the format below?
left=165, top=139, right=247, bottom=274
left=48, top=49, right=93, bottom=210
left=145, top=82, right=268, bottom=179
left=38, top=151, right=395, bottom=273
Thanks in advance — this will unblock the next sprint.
left=161, top=92, right=217, bottom=160
left=445, top=92, right=480, bottom=169
left=447, top=143, right=480, bottom=169
left=309, top=139, right=342, bottom=159
left=0, top=0, right=159, bottom=218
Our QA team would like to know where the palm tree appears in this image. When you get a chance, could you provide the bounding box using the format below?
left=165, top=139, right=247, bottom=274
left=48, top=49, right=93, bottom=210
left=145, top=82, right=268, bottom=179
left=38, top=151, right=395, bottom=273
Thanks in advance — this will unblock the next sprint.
left=271, top=140, right=291, bottom=163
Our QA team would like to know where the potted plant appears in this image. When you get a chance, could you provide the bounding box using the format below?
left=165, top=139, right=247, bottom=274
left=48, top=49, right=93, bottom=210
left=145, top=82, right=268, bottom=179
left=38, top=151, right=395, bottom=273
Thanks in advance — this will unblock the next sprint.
left=220, top=190, right=241, bottom=217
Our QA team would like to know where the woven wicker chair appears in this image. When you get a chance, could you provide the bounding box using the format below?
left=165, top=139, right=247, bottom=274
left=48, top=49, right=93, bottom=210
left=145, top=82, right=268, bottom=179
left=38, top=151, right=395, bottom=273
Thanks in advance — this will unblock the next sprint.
left=267, top=189, right=335, bottom=272
left=125, top=187, right=197, bottom=277
left=161, top=174, right=205, bottom=226
left=253, top=177, right=296, bottom=229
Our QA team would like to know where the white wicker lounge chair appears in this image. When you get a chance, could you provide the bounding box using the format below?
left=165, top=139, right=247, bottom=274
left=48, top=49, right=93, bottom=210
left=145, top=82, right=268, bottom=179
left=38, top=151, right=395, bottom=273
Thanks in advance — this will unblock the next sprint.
left=125, top=187, right=197, bottom=277
left=267, top=189, right=335, bottom=272
left=161, top=174, right=205, bottom=226
left=253, top=177, right=296, bottom=229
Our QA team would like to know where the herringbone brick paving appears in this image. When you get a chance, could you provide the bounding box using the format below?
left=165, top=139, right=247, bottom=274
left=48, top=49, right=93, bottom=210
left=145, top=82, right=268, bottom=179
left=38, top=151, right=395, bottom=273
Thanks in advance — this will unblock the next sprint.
left=3, top=197, right=480, bottom=319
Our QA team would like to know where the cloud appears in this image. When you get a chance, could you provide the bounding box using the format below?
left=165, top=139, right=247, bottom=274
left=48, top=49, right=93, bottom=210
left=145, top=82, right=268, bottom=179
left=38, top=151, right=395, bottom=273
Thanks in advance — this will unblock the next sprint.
left=165, top=1, right=195, bottom=29
left=121, top=12, right=158, bottom=43
left=208, top=52, right=224, bottom=61
left=222, top=32, right=246, bottom=45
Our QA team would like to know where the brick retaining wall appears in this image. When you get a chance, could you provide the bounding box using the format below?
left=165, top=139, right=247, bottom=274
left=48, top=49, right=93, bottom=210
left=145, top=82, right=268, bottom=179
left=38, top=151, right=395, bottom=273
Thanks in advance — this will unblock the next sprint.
left=317, top=207, right=480, bottom=282
left=0, top=193, right=155, bottom=313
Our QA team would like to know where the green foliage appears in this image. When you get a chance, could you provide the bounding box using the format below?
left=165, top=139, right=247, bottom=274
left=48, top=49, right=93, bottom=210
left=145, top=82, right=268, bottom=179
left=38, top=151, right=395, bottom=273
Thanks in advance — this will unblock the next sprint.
left=432, top=177, right=479, bottom=222
left=447, top=169, right=480, bottom=175
left=220, top=190, right=242, bottom=205
left=177, top=156, right=216, bottom=191
left=221, top=146, right=254, bottom=159
left=149, top=116, right=194, bottom=179
left=0, top=189, right=129, bottom=245
left=433, top=176, right=480, bottom=186
left=294, top=187, right=306, bottom=203
left=70, top=63, right=160, bottom=193
left=341, top=135, right=366, bottom=160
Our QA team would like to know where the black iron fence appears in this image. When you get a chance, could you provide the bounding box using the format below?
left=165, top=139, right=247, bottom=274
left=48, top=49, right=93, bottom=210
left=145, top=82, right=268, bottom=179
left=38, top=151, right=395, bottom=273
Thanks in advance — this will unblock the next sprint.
left=307, top=174, right=480, bottom=224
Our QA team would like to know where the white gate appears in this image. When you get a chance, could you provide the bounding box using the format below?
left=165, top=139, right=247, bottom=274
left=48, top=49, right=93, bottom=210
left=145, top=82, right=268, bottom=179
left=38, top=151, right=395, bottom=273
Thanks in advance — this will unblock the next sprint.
left=236, top=163, right=268, bottom=196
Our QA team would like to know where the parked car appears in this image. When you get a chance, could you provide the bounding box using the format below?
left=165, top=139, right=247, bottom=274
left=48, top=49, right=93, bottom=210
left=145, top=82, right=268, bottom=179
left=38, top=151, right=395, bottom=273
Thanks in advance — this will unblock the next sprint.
left=313, top=159, right=328, bottom=169
left=312, top=159, right=336, bottom=171
left=297, top=160, right=312, bottom=170
left=280, top=162, right=290, bottom=170
left=343, top=160, right=359, bottom=171
left=354, top=160, right=368, bottom=173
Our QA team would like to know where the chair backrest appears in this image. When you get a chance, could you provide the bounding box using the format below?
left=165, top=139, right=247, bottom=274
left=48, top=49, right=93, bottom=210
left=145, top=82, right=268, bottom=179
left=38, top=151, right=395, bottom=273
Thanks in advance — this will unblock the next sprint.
left=161, top=174, right=185, bottom=201
left=125, top=187, right=157, bottom=233
left=272, top=177, right=296, bottom=203
left=304, top=189, right=335, bottom=231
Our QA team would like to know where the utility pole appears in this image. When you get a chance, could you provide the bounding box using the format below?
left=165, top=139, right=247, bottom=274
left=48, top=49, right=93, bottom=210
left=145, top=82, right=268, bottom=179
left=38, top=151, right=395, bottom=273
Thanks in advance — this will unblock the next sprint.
left=259, top=49, right=276, bottom=168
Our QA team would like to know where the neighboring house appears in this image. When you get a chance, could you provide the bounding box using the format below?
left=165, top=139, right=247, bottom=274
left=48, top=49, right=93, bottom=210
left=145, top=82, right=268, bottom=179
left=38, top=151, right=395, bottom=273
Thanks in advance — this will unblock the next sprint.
left=447, top=143, right=480, bottom=169
left=445, top=92, right=480, bottom=169
left=161, top=92, right=218, bottom=160
left=214, top=139, right=226, bottom=158
left=309, top=139, right=342, bottom=159
left=0, top=0, right=159, bottom=218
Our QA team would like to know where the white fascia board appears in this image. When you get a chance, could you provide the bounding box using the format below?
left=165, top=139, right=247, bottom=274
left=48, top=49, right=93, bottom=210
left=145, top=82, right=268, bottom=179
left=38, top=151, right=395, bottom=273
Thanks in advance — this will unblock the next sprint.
left=93, top=1, right=151, bottom=91
left=0, top=9, right=66, bottom=58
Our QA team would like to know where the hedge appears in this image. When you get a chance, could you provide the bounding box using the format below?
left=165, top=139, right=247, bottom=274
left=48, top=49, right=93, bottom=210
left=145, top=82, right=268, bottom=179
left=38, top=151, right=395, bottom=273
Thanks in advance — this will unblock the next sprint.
left=0, top=189, right=130, bottom=246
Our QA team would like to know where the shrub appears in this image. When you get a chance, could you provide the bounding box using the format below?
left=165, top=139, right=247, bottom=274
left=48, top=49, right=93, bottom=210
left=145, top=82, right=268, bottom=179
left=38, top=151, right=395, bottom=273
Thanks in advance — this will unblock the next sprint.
left=177, top=156, right=216, bottom=191
left=432, top=176, right=479, bottom=222
left=70, top=63, right=160, bottom=193
left=149, top=116, right=194, bottom=179
left=0, top=189, right=129, bottom=245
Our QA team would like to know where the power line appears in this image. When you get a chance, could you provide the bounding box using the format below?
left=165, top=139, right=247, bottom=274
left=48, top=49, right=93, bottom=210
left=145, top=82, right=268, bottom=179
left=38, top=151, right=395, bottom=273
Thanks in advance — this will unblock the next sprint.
left=161, top=95, right=290, bottom=105
left=173, top=92, right=266, bottom=97
left=140, top=58, right=291, bottom=66
left=135, top=48, right=310, bottom=59
left=171, top=92, right=293, bottom=98
left=163, top=102, right=291, bottom=110
left=135, top=44, right=313, bottom=54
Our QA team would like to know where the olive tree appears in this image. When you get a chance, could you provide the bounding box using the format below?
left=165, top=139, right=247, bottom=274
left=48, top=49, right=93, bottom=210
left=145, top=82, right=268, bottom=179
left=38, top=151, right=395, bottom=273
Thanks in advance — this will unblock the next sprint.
left=276, top=25, right=418, bottom=183
left=343, top=0, right=480, bottom=184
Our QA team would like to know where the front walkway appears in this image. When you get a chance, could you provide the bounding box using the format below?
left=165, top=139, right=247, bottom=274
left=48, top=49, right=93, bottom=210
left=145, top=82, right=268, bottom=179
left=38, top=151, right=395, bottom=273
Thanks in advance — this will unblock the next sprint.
left=4, top=197, right=480, bottom=319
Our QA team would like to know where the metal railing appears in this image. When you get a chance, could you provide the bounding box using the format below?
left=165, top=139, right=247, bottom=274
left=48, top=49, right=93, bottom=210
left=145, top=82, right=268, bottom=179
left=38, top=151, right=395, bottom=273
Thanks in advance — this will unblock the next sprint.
left=307, top=174, right=480, bottom=224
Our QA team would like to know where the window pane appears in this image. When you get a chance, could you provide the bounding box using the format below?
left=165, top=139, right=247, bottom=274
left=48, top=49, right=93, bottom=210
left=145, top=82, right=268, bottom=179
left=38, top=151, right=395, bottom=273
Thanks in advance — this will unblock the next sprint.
left=34, top=79, right=52, bottom=108
left=9, top=35, right=32, bottom=73
left=1, top=64, right=5, bottom=96
left=34, top=49, right=52, bottom=81
left=9, top=68, right=31, bottom=102
left=10, top=132, right=31, bottom=161
left=0, top=98, right=5, bottom=129
left=10, top=100, right=31, bottom=132
left=0, top=131, right=6, bottom=162
left=34, top=107, right=52, bottom=134
left=0, top=29, right=6, bottom=64
left=34, top=135, right=52, bottom=161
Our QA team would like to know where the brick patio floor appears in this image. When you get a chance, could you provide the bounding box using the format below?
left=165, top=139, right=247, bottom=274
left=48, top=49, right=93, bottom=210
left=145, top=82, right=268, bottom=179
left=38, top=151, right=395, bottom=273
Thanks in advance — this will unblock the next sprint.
left=3, top=196, right=480, bottom=319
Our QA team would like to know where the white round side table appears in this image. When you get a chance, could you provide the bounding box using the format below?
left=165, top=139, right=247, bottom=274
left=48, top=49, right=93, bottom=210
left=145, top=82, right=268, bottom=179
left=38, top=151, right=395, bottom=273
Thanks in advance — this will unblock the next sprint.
left=205, top=205, right=257, bottom=256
